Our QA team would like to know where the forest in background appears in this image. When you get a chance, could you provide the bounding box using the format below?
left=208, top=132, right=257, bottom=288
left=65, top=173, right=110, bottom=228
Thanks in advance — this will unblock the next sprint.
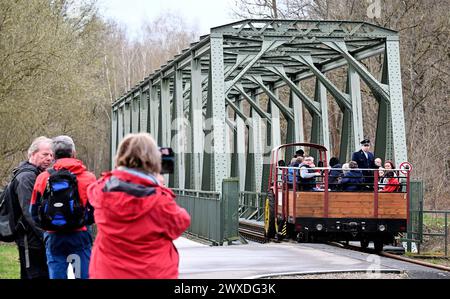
left=0, top=0, right=448, bottom=208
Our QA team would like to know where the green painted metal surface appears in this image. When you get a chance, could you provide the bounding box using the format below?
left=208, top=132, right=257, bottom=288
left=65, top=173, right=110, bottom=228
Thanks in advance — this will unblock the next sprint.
left=173, top=179, right=240, bottom=245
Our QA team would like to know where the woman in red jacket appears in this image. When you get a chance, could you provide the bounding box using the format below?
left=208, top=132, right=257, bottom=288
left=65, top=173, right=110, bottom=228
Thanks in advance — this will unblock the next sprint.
left=380, top=171, right=400, bottom=192
left=87, top=133, right=191, bottom=279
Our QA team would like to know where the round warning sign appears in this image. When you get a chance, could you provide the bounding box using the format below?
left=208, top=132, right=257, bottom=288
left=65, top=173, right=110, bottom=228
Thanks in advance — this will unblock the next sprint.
left=399, top=162, right=413, bottom=174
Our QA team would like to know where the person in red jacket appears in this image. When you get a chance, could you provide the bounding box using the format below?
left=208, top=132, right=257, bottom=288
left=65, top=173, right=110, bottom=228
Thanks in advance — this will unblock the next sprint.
left=380, top=171, right=400, bottom=192
left=87, top=132, right=191, bottom=279
left=30, top=135, right=96, bottom=279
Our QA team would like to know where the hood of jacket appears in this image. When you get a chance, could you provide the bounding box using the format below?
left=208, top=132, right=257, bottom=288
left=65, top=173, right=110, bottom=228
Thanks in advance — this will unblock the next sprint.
left=12, top=161, right=39, bottom=177
left=52, top=158, right=87, bottom=175
left=87, top=169, right=173, bottom=224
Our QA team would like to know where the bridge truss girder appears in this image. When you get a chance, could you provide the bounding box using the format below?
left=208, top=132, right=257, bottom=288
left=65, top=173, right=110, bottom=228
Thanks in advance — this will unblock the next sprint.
left=111, top=20, right=408, bottom=193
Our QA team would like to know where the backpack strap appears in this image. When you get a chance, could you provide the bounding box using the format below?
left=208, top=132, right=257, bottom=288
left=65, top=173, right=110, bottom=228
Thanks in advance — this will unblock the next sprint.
left=47, top=168, right=56, bottom=176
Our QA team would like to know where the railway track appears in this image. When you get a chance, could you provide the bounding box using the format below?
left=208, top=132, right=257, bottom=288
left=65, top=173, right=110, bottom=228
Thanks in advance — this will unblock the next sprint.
left=238, top=220, right=267, bottom=243
left=239, top=220, right=450, bottom=273
left=328, top=241, right=450, bottom=273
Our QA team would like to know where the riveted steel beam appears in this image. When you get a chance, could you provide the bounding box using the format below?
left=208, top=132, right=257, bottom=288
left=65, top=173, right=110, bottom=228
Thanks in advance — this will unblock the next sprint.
left=230, top=98, right=247, bottom=191
left=186, top=56, right=204, bottom=190
left=149, top=83, right=159, bottom=140
left=324, top=41, right=390, bottom=102
left=385, top=39, right=407, bottom=166
left=246, top=75, right=294, bottom=120
left=286, top=85, right=305, bottom=159
left=340, top=65, right=364, bottom=162
left=224, top=39, right=286, bottom=94
left=139, top=89, right=149, bottom=133
left=233, top=84, right=271, bottom=123
left=111, top=109, right=118, bottom=169
left=292, top=55, right=352, bottom=110
left=311, top=79, right=330, bottom=159
left=225, top=97, right=249, bottom=124
left=264, top=66, right=321, bottom=116
left=171, top=68, right=185, bottom=189
left=202, top=34, right=228, bottom=192
left=158, top=78, right=171, bottom=147
left=245, top=93, right=263, bottom=192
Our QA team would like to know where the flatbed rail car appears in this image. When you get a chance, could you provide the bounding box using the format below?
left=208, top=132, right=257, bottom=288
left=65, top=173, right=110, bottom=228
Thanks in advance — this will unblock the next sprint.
left=264, top=143, right=411, bottom=252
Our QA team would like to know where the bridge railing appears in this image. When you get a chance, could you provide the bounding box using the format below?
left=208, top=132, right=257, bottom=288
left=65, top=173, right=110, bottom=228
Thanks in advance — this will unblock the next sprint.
left=239, top=191, right=267, bottom=221
left=173, top=178, right=240, bottom=245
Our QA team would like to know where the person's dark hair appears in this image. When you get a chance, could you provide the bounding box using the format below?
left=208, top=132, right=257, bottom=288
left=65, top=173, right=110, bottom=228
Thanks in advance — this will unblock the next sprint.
left=295, top=149, right=304, bottom=157
left=329, top=157, right=340, bottom=167
left=52, top=136, right=75, bottom=159
left=385, top=171, right=394, bottom=178
left=349, top=161, right=358, bottom=169
left=278, top=160, right=286, bottom=167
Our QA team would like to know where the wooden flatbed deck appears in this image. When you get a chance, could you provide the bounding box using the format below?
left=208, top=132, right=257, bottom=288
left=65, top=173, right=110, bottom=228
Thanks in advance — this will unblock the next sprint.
left=278, top=191, right=407, bottom=219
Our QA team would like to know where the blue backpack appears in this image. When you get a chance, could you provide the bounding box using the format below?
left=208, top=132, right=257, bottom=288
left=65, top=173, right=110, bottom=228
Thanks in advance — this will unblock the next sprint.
left=36, top=168, right=87, bottom=231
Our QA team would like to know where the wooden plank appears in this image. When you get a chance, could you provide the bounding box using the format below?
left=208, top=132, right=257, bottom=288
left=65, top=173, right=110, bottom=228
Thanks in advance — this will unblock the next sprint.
left=279, top=190, right=407, bottom=219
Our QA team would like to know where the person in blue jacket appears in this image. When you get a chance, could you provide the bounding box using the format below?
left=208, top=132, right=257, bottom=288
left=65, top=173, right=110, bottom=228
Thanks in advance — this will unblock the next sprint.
left=340, top=161, right=364, bottom=191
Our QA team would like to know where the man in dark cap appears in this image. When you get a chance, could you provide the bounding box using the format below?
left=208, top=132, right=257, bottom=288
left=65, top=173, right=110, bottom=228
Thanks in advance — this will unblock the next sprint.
left=351, top=138, right=376, bottom=189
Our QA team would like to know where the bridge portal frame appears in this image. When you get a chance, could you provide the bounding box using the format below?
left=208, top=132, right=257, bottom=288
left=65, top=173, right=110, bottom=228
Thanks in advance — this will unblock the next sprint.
left=111, top=19, right=407, bottom=194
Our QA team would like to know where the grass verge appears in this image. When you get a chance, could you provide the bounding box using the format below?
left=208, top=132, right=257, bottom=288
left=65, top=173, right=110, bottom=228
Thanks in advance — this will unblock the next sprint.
left=0, top=242, right=20, bottom=279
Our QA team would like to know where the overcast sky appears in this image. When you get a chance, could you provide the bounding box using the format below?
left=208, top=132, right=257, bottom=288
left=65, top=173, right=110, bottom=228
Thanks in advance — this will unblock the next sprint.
left=97, top=0, right=239, bottom=39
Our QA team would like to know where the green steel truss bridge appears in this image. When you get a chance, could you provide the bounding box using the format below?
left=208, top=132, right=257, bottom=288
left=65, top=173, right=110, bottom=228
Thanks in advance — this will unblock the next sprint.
left=112, top=19, right=407, bottom=193
left=111, top=20, right=409, bottom=244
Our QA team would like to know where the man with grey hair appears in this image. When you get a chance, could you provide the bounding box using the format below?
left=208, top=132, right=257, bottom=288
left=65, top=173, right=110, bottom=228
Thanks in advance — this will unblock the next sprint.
left=31, top=135, right=96, bottom=279
left=10, top=136, right=53, bottom=279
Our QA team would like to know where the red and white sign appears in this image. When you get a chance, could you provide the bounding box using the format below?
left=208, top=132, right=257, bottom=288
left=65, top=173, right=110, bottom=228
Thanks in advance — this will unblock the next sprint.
left=399, top=162, right=413, bottom=174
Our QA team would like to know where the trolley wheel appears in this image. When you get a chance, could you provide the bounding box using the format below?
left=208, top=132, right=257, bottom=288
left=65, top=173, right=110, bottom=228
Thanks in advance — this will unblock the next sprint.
left=360, top=239, right=370, bottom=249
left=374, top=240, right=384, bottom=252
left=264, top=192, right=276, bottom=240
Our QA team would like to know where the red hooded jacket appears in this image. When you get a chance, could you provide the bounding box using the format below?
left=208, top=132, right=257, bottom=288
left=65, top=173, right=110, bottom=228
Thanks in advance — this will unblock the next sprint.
left=380, top=177, right=400, bottom=192
left=87, top=168, right=191, bottom=279
left=30, top=158, right=97, bottom=232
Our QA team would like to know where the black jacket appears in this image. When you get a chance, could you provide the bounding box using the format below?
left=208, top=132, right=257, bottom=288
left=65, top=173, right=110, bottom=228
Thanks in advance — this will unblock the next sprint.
left=352, top=150, right=376, bottom=169
left=340, top=170, right=365, bottom=191
left=10, top=162, right=45, bottom=249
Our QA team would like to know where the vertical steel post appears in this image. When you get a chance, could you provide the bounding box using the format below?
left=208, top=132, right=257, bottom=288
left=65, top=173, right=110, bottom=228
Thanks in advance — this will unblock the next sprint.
left=261, top=94, right=274, bottom=193
left=188, top=57, right=204, bottom=190
left=132, top=95, right=139, bottom=133
left=232, top=98, right=246, bottom=191
left=111, top=109, right=118, bottom=169
left=348, top=65, right=364, bottom=151
left=172, top=68, right=185, bottom=189
left=271, top=87, right=282, bottom=148
left=159, top=78, right=171, bottom=147
left=139, top=89, right=148, bottom=133
left=149, top=83, right=159, bottom=140
left=311, top=79, right=330, bottom=160
left=386, top=37, right=408, bottom=166
left=124, top=101, right=131, bottom=134
left=117, top=105, right=124, bottom=143
left=202, top=33, right=227, bottom=192
left=375, top=53, right=392, bottom=162
left=245, top=93, right=263, bottom=192
left=286, top=81, right=305, bottom=158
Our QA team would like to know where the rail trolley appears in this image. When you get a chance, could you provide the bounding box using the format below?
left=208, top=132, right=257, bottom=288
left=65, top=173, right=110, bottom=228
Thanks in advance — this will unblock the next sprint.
left=264, top=143, right=411, bottom=252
